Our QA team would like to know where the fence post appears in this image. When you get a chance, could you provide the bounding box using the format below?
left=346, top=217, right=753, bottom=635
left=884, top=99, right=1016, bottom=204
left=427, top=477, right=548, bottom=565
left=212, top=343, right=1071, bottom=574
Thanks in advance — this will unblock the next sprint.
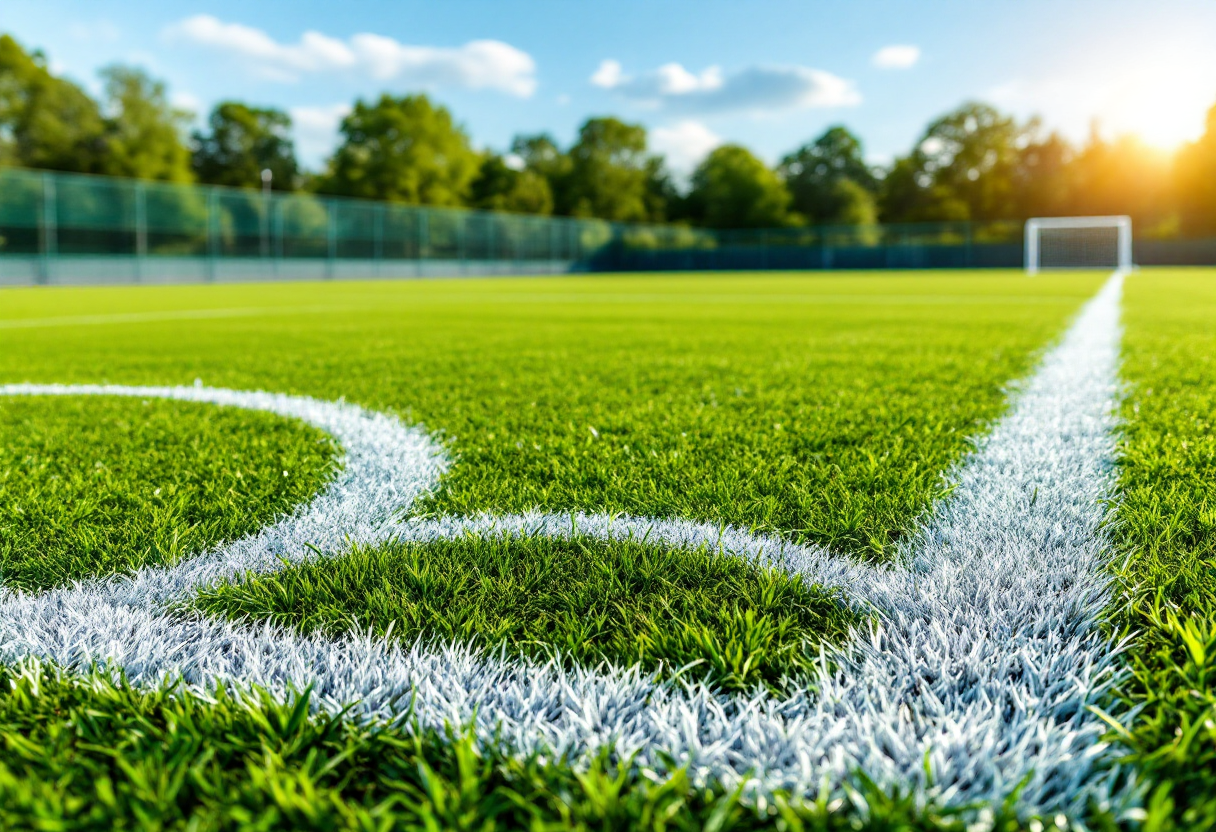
left=374, top=203, right=384, bottom=277
left=273, top=197, right=283, bottom=264
left=206, top=188, right=218, bottom=282
left=327, top=199, right=337, bottom=279
left=507, top=218, right=517, bottom=274
left=417, top=211, right=427, bottom=278
left=134, top=181, right=147, bottom=282
left=487, top=217, right=496, bottom=273
left=260, top=189, right=270, bottom=260
left=39, top=172, right=57, bottom=285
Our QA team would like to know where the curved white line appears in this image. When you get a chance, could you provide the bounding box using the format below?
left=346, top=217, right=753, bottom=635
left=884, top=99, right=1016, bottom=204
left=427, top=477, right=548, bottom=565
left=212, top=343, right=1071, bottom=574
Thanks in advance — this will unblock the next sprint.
left=0, top=383, right=447, bottom=606
left=0, top=272, right=1133, bottom=818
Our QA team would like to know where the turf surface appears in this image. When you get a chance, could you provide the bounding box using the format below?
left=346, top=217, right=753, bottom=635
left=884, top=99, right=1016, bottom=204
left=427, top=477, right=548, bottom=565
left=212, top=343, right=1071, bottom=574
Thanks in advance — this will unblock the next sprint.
left=1107, top=269, right=1216, bottom=831
left=0, top=271, right=1106, bottom=561
left=191, top=535, right=858, bottom=693
left=0, top=269, right=1116, bottom=829
left=0, top=661, right=1023, bottom=832
left=0, top=395, right=336, bottom=592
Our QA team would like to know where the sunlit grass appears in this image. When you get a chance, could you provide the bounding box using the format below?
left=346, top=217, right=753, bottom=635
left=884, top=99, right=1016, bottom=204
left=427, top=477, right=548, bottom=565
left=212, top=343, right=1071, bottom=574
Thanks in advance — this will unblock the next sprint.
left=1106, top=269, right=1216, bottom=831
left=191, top=534, right=859, bottom=693
left=0, top=271, right=1106, bottom=561
left=0, top=395, right=336, bottom=592
left=0, top=269, right=1113, bottom=829
left=0, top=660, right=1023, bottom=831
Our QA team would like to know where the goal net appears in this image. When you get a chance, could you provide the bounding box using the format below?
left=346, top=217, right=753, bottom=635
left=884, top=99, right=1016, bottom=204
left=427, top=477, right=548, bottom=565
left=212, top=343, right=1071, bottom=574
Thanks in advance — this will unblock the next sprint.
left=1025, top=216, right=1132, bottom=274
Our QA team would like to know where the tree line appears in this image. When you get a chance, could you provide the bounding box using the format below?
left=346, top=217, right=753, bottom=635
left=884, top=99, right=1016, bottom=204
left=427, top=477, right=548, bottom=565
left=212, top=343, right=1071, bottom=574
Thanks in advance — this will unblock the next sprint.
left=3, top=34, right=1216, bottom=236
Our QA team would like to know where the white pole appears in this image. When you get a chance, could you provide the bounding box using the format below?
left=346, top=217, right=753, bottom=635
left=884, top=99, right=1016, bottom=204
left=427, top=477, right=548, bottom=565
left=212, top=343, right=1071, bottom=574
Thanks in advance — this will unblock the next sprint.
left=1119, top=217, right=1133, bottom=271
left=260, top=169, right=272, bottom=259
left=1025, top=219, right=1039, bottom=276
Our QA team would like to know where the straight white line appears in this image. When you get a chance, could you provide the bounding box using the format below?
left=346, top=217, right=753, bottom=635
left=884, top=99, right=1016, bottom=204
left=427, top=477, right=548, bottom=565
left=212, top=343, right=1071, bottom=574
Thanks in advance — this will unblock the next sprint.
left=0, top=271, right=1133, bottom=819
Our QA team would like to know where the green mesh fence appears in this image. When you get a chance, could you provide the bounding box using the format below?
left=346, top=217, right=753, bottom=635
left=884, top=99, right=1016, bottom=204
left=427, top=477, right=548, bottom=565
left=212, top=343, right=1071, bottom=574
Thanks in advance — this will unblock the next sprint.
left=0, top=166, right=1055, bottom=284
left=0, top=167, right=649, bottom=263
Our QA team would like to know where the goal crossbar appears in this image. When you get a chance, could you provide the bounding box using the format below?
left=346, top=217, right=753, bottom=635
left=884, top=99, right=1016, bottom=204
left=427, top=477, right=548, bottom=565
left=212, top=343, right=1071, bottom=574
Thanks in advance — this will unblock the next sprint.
left=1025, top=215, right=1132, bottom=275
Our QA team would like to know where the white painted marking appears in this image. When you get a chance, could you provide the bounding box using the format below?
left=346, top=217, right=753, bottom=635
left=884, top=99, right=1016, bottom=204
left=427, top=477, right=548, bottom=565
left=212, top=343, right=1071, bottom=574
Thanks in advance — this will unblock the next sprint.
left=0, top=272, right=1132, bottom=817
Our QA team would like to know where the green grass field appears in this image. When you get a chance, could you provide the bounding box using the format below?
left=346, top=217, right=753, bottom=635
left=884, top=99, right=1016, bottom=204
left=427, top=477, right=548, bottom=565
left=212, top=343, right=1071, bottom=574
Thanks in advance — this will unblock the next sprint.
left=1107, top=271, right=1216, bottom=831
left=0, top=396, right=335, bottom=592
left=0, top=268, right=1212, bottom=830
left=191, top=535, right=859, bottom=694
left=1, top=272, right=1105, bottom=560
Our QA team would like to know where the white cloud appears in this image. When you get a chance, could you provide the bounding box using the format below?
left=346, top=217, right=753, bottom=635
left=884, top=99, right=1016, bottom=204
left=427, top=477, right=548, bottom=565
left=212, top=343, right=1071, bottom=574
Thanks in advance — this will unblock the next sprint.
left=590, top=59, right=624, bottom=89
left=872, top=45, right=920, bottom=70
left=290, top=103, right=351, bottom=132
left=348, top=34, right=536, bottom=96
left=652, top=63, right=723, bottom=95
left=163, top=16, right=352, bottom=82
left=163, top=15, right=536, bottom=96
left=171, top=90, right=202, bottom=116
left=650, top=120, right=722, bottom=175
left=289, top=103, right=352, bottom=166
left=592, top=60, right=859, bottom=115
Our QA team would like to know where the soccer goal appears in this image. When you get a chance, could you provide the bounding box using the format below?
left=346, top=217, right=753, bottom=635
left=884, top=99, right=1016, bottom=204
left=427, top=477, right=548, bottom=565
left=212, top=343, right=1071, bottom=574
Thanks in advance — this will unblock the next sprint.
left=1025, top=216, right=1132, bottom=275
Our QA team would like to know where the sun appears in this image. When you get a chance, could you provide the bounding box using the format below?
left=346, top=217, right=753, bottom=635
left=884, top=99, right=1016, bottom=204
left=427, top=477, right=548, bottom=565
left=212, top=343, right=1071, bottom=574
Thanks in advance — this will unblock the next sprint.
left=1093, top=48, right=1216, bottom=150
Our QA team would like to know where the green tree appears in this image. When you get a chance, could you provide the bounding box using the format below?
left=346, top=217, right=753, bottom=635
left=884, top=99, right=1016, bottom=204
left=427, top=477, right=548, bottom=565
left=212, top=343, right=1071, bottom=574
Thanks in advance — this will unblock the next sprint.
left=642, top=156, right=679, bottom=222
left=879, top=156, right=971, bottom=223
left=511, top=133, right=570, bottom=180
left=1177, top=102, right=1216, bottom=236
left=778, top=126, right=877, bottom=224
left=192, top=102, right=298, bottom=190
left=319, top=94, right=479, bottom=205
left=469, top=155, right=553, bottom=214
left=685, top=144, right=797, bottom=229
left=509, top=133, right=572, bottom=214
left=0, top=34, right=106, bottom=172
left=1064, top=130, right=1172, bottom=232
left=563, top=117, right=659, bottom=221
left=96, top=65, right=193, bottom=182
left=827, top=178, right=878, bottom=226
left=1013, top=130, right=1075, bottom=219
left=879, top=102, right=1024, bottom=223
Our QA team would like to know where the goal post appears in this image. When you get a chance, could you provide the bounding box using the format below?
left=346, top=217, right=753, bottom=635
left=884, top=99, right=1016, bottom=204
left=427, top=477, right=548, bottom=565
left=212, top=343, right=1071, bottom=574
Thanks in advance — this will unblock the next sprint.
left=1025, top=215, right=1132, bottom=275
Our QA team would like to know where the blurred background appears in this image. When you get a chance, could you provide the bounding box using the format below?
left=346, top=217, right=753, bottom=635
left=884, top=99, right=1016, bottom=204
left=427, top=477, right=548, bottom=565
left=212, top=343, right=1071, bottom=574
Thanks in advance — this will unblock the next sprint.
left=2, top=0, right=1215, bottom=280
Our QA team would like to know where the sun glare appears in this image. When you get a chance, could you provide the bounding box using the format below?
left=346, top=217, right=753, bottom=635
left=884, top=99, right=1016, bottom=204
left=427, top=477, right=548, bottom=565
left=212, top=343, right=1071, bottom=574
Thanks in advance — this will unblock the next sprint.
left=1094, top=50, right=1216, bottom=150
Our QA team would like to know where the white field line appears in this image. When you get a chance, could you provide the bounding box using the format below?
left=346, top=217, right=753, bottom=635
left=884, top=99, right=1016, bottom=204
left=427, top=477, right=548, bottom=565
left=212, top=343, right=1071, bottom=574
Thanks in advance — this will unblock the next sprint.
left=0, top=271, right=1131, bottom=817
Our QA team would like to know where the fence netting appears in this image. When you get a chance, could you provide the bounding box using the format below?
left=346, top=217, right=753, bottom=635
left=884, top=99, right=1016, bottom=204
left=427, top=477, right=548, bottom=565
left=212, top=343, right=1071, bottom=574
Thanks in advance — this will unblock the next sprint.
left=8, top=166, right=1199, bottom=282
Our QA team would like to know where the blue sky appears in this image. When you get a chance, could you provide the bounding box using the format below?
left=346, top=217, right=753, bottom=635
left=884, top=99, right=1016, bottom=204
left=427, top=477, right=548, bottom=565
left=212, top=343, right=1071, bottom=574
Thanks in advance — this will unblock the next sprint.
left=4, top=0, right=1215, bottom=176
